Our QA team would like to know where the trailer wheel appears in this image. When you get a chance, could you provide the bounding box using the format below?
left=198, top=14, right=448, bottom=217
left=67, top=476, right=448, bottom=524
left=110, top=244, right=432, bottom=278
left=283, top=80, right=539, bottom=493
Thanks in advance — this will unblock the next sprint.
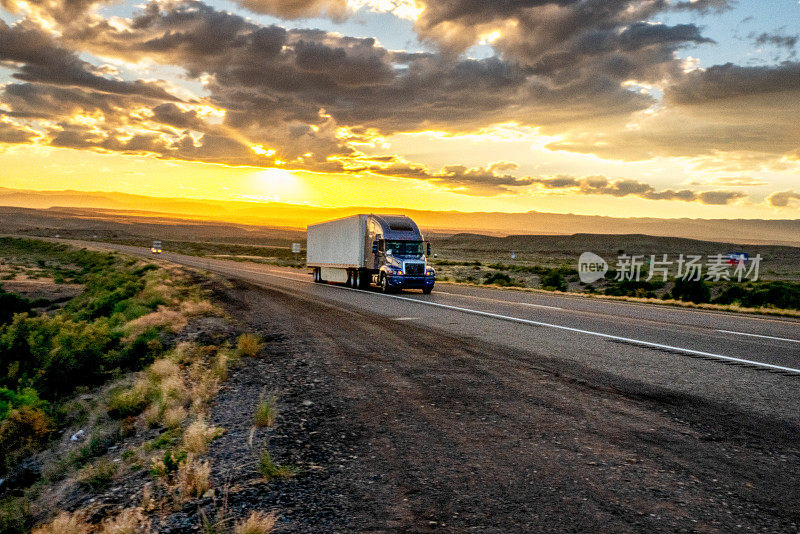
left=352, top=270, right=359, bottom=289
left=314, top=268, right=323, bottom=283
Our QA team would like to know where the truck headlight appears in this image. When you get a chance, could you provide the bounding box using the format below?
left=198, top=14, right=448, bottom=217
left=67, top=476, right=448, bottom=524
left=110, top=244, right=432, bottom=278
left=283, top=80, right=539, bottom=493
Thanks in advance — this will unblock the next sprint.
left=425, top=268, right=435, bottom=276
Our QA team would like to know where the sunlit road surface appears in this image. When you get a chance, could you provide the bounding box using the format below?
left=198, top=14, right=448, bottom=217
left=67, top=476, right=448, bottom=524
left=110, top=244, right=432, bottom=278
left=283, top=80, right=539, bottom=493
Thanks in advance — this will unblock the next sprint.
left=64, top=239, right=800, bottom=426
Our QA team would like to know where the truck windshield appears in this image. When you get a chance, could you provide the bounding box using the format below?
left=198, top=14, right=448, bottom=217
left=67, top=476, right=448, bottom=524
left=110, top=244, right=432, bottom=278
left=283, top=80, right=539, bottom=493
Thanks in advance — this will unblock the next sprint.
left=385, top=241, right=423, bottom=257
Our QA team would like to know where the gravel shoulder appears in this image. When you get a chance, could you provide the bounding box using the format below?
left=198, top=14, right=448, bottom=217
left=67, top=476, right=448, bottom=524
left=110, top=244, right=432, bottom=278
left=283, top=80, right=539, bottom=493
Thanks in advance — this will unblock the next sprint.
left=200, top=276, right=800, bottom=532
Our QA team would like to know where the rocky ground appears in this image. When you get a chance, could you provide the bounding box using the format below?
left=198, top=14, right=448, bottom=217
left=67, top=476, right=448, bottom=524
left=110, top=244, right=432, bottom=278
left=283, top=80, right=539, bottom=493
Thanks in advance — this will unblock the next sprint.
left=177, top=275, right=800, bottom=533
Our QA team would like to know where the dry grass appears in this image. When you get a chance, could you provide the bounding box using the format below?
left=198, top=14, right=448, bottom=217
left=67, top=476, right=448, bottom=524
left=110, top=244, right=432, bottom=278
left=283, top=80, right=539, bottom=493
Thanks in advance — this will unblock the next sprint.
left=177, top=455, right=211, bottom=499
left=253, top=394, right=277, bottom=428
left=212, top=350, right=230, bottom=380
left=236, top=333, right=264, bottom=358
left=124, top=306, right=187, bottom=342
left=173, top=341, right=204, bottom=364
left=32, top=511, right=91, bottom=534
left=163, top=406, right=187, bottom=430
left=182, top=418, right=223, bottom=454
left=234, top=511, right=277, bottom=534
left=100, top=508, right=151, bottom=534
left=180, top=299, right=218, bottom=317
left=149, top=358, right=181, bottom=381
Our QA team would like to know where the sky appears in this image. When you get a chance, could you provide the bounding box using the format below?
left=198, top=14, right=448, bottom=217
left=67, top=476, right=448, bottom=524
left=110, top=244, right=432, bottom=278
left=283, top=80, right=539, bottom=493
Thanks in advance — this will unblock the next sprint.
left=0, top=0, right=799, bottom=218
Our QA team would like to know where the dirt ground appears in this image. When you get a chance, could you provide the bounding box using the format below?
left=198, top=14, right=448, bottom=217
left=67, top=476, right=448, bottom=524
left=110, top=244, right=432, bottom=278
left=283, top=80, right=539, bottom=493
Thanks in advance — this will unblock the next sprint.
left=195, top=276, right=800, bottom=533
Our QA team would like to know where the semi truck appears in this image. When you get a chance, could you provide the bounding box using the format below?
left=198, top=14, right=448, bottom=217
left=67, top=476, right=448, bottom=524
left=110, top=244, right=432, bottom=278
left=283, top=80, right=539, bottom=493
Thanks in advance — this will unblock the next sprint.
left=307, top=214, right=435, bottom=293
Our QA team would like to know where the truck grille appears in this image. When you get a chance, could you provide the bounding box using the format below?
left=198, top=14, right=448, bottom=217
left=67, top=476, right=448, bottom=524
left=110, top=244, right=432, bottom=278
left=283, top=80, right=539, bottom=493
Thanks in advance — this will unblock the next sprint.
left=405, top=262, right=424, bottom=275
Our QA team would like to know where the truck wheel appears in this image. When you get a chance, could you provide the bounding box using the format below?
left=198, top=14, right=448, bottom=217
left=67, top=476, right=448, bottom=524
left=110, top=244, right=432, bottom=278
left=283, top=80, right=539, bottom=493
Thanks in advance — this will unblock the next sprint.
left=352, top=271, right=359, bottom=289
left=423, top=287, right=433, bottom=295
left=381, top=274, right=390, bottom=293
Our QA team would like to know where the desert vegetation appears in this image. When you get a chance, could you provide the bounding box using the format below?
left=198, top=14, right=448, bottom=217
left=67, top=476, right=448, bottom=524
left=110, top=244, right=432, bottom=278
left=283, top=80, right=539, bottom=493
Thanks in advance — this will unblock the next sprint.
left=0, top=238, right=278, bottom=532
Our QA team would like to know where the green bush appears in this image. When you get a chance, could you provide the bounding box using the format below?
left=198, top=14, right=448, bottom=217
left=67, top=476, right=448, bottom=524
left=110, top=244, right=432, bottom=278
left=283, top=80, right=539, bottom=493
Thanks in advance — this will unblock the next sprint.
left=0, top=388, right=49, bottom=420
left=714, top=281, right=800, bottom=310
left=671, top=279, right=711, bottom=304
left=540, top=271, right=568, bottom=292
left=0, top=406, right=54, bottom=474
left=484, top=272, right=520, bottom=287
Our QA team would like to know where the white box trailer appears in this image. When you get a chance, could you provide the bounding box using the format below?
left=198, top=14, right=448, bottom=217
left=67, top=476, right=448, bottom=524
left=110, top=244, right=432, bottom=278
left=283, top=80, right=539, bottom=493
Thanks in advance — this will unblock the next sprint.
left=306, top=214, right=367, bottom=283
left=307, top=214, right=436, bottom=293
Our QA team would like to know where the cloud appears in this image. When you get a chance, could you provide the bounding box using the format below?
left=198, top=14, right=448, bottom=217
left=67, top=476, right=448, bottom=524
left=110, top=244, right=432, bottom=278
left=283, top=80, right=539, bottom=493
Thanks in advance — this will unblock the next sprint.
left=0, top=119, right=38, bottom=143
left=0, top=20, right=180, bottom=101
left=768, top=190, right=800, bottom=208
left=666, top=62, right=800, bottom=104
left=0, top=0, right=791, bottom=200
left=752, top=31, right=798, bottom=55
left=528, top=174, right=746, bottom=204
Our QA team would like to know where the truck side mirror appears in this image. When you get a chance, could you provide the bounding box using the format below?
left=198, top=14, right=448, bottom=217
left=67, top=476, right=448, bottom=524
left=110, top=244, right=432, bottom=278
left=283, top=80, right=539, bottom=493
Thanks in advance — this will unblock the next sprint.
left=426, top=243, right=432, bottom=256
left=372, top=241, right=379, bottom=253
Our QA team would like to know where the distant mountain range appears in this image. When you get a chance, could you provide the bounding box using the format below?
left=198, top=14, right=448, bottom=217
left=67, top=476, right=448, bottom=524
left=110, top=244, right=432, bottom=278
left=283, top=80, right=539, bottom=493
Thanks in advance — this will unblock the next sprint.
left=1, top=187, right=798, bottom=246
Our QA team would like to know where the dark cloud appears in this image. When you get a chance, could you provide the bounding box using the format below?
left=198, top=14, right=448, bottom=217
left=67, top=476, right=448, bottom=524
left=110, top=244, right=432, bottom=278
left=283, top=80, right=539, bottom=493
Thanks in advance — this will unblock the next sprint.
left=528, top=174, right=746, bottom=204
left=768, top=190, right=800, bottom=208
left=0, top=20, right=180, bottom=101
left=752, top=31, right=798, bottom=54
left=0, top=120, right=37, bottom=143
left=666, top=62, right=800, bottom=104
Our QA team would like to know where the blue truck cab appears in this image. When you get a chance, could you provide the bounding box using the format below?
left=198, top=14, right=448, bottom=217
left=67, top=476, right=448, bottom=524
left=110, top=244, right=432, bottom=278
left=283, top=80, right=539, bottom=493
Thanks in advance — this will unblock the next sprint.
left=367, top=215, right=435, bottom=294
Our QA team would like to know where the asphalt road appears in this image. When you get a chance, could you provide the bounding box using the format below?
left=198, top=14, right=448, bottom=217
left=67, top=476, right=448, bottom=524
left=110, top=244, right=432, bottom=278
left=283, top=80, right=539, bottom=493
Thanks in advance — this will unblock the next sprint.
left=68, top=240, right=800, bottom=428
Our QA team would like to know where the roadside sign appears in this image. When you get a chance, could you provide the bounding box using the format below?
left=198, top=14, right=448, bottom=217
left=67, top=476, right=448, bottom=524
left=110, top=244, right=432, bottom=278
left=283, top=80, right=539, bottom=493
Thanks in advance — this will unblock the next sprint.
left=292, top=242, right=301, bottom=254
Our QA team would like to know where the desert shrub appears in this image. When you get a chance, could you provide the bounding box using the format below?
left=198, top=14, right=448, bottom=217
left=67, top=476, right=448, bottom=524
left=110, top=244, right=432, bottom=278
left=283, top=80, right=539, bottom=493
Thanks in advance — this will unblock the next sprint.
left=237, top=334, right=264, bottom=358
left=540, top=271, right=568, bottom=292
left=0, top=406, right=54, bottom=474
left=671, top=278, right=711, bottom=304
left=0, top=289, right=37, bottom=325
left=0, top=387, right=49, bottom=420
left=603, top=279, right=662, bottom=298
left=235, top=511, right=277, bottom=534
left=257, top=450, right=296, bottom=480
left=715, top=281, right=800, bottom=310
left=0, top=497, right=32, bottom=534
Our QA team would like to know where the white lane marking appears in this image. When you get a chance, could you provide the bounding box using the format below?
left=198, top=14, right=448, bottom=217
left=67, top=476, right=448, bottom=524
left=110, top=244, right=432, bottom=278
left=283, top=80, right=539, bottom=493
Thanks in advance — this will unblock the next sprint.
left=153, top=253, right=800, bottom=376
left=393, top=317, right=419, bottom=321
left=717, top=330, right=800, bottom=344
left=434, top=290, right=563, bottom=310
left=322, top=283, right=800, bottom=376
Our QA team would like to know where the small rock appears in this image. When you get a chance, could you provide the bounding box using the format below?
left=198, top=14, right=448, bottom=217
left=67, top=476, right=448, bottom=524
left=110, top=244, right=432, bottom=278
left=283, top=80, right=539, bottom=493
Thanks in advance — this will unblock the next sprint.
left=302, top=400, right=313, bottom=406
left=70, top=429, right=86, bottom=442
